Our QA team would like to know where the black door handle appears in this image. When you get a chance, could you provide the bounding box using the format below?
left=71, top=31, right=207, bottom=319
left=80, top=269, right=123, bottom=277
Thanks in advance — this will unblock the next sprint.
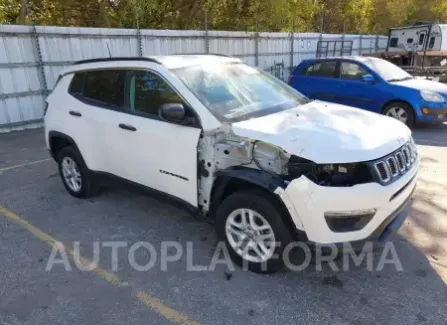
left=119, top=123, right=137, bottom=131
left=69, top=111, right=82, bottom=117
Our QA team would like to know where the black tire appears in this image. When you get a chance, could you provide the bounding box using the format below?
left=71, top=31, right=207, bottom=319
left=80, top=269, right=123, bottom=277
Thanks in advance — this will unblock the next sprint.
left=215, top=190, right=292, bottom=274
left=383, top=102, right=415, bottom=128
left=57, top=146, right=99, bottom=198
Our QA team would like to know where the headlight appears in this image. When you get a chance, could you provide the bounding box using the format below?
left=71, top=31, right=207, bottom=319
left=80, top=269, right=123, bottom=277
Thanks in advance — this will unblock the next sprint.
left=420, top=90, right=444, bottom=103
left=285, top=156, right=373, bottom=187
left=409, top=137, right=418, bottom=160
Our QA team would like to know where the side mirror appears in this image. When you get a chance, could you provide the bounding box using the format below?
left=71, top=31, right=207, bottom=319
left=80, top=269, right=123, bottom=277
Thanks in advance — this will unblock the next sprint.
left=160, top=103, right=185, bottom=123
left=362, top=74, right=375, bottom=84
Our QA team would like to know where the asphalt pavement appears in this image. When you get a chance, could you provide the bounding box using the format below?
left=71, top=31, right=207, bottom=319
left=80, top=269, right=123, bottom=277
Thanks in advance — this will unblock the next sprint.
left=0, top=125, right=446, bottom=325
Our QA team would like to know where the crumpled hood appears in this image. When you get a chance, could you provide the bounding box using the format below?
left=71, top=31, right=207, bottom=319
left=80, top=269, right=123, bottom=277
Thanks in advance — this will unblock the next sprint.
left=393, top=78, right=447, bottom=94
left=231, top=101, right=411, bottom=164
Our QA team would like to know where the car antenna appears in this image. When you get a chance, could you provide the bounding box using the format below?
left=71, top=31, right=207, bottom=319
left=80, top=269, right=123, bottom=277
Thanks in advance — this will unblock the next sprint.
left=106, top=43, right=112, bottom=58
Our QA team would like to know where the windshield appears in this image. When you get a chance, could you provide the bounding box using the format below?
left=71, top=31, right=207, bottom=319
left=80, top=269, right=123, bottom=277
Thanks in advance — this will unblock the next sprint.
left=363, top=58, right=413, bottom=82
left=171, top=63, right=309, bottom=122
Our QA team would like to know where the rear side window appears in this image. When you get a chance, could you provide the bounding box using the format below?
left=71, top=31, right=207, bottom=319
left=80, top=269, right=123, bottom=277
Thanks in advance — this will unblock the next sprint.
left=83, top=70, right=125, bottom=108
left=305, top=61, right=337, bottom=78
left=68, top=73, right=85, bottom=96
left=389, top=37, right=398, bottom=48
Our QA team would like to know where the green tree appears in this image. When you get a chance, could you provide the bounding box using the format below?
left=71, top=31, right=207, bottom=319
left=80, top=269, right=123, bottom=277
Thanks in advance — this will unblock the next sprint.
left=0, top=0, right=445, bottom=34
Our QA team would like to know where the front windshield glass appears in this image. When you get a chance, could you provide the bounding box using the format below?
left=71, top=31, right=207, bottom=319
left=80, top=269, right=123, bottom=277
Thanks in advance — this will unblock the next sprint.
left=363, top=58, right=413, bottom=82
left=171, top=63, right=309, bottom=122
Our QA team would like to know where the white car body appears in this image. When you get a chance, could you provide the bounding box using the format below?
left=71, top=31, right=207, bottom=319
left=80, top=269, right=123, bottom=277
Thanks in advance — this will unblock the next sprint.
left=45, top=55, right=418, bottom=247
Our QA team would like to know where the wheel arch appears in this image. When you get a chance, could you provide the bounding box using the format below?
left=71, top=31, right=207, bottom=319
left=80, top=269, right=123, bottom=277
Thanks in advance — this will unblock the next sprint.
left=208, top=167, right=298, bottom=235
left=381, top=99, right=415, bottom=113
left=48, top=131, right=80, bottom=162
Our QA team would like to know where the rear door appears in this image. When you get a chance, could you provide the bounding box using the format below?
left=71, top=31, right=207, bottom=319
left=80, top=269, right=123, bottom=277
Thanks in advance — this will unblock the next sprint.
left=61, top=70, right=128, bottom=173
left=74, top=70, right=130, bottom=174
left=290, top=60, right=340, bottom=103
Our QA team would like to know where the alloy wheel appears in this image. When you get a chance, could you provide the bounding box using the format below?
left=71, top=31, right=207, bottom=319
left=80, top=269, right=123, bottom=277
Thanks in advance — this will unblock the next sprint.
left=386, top=107, right=408, bottom=124
left=61, top=157, right=82, bottom=192
left=225, top=208, right=276, bottom=263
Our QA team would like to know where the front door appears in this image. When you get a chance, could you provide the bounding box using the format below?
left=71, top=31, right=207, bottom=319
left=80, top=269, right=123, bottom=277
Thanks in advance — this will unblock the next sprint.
left=333, top=60, right=384, bottom=113
left=117, top=69, right=202, bottom=207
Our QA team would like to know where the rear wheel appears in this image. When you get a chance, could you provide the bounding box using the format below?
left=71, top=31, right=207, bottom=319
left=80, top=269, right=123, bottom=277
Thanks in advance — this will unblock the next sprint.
left=57, top=146, right=98, bottom=198
left=383, top=102, right=415, bottom=127
left=215, top=190, right=292, bottom=273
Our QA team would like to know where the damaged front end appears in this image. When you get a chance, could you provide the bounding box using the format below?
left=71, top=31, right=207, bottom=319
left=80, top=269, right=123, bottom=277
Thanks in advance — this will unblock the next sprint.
left=197, top=128, right=374, bottom=214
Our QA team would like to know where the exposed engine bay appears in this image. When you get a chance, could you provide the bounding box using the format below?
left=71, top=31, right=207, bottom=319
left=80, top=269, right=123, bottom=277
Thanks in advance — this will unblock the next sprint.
left=197, top=129, right=374, bottom=212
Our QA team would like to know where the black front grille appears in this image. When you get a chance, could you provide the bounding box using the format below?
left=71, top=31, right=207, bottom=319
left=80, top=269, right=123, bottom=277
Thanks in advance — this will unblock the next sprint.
left=371, top=140, right=418, bottom=185
left=387, top=157, right=398, bottom=176
left=396, top=152, right=405, bottom=171
left=375, top=161, right=390, bottom=182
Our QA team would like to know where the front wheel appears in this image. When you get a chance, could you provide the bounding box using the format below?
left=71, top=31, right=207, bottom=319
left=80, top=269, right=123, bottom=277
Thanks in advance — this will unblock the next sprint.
left=215, top=190, right=292, bottom=273
left=383, top=102, right=415, bottom=128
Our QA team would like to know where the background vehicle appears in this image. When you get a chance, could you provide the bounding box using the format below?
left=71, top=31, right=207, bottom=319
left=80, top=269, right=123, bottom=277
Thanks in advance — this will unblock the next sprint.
left=386, top=22, right=447, bottom=53
left=45, top=55, right=418, bottom=273
left=365, top=22, right=447, bottom=84
left=289, top=56, right=447, bottom=127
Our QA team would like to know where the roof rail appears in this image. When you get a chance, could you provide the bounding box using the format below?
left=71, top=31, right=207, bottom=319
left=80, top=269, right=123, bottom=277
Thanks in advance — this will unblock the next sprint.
left=74, top=57, right=160, bottom=65
left=171, top=53, right=235, bottom=58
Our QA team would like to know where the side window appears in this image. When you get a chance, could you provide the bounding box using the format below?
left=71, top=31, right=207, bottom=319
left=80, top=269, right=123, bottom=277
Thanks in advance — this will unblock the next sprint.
left=389, top=37, right=398, bottom=48
left=340, top=62, right=369, bottom=81
left=406, top=38, right=413, bottom=44
left=129, top=70, right=184, bottom=116
left=68, top=73, right=85, bottom=97
left=305, top=61, right=337, bottom=78
left=429, top=36, right=436, bottom=49
left=83, top=70, right=125, bottom=108
left=418, top=33, right=425, bottom=45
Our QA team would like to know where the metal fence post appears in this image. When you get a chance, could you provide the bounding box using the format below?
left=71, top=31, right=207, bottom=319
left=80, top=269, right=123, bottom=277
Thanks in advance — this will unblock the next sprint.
left=359, top=23, right=363, bottom=56
left=204, top=9, right=210, bottom=54
left=317, top=15, right=324, bottom=58
left=31, top=25, right=48, bottom=96
left=290, top=18, right=294, bottom=74
left=136, top=28, right=143, bottom=56
left=375, top=35, right=379, bottom=52
left=341, top=21, right=346, bottom=57
left=254, top=22, right=259, bottom=67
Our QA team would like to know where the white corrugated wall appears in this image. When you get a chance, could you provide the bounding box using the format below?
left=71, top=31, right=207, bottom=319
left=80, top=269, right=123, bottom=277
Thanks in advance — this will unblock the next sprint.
left=0, top=24, right=387, bottom=133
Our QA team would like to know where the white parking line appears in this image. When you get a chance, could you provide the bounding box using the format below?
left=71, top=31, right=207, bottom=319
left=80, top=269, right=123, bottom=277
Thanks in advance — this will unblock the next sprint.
left=0, top=204, right=199, bottom=325
left=0, top=158, right=52, bottom=173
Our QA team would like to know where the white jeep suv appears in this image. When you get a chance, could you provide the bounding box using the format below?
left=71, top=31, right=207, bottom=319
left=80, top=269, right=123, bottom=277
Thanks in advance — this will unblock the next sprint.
left=45, top=55, right=419, bottom=273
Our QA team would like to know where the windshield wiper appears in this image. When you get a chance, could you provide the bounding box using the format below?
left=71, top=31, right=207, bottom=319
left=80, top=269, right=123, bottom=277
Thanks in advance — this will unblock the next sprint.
left=387, top=76, right=413, bottom=82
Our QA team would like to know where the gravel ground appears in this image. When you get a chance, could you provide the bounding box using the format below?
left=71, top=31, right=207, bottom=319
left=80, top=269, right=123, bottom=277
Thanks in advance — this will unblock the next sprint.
left=0, top=125, right=446, bottom=325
